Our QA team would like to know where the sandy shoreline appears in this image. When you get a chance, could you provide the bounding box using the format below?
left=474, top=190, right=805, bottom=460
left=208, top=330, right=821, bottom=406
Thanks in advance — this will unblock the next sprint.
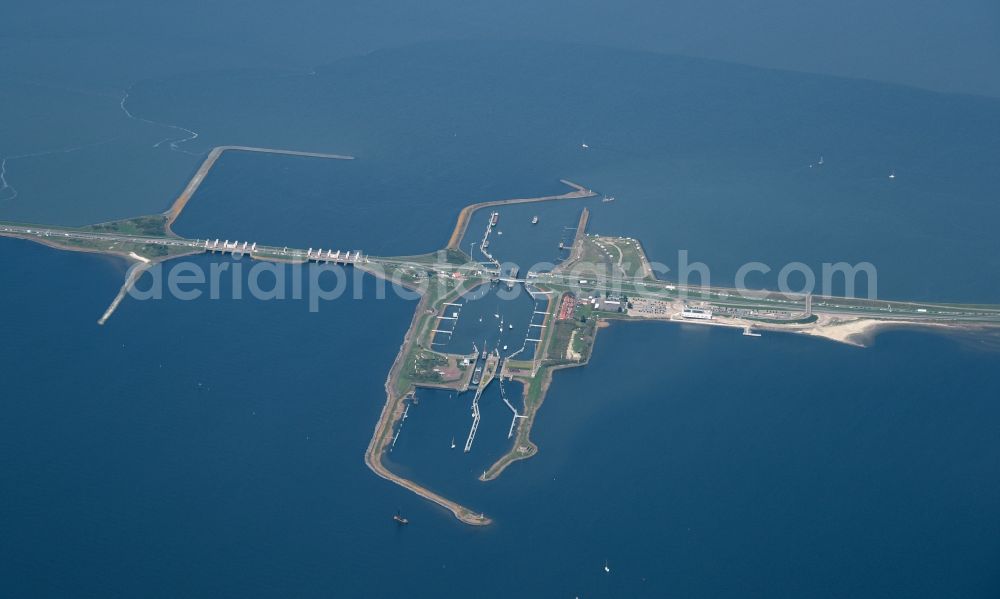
left=624, top=308, right=985, bottom=349
left=6, top=158, right=998, bottom=527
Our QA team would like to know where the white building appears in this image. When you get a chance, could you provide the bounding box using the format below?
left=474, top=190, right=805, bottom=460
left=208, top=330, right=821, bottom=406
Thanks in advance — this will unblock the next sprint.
left=681, top=307, right=713, bottom=320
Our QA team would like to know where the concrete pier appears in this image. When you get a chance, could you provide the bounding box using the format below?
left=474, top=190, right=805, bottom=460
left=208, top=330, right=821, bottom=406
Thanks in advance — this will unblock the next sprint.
left=465, top=352, right=500, bottom=452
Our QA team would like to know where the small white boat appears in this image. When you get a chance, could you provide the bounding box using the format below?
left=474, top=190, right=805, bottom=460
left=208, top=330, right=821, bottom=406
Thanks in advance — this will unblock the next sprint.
left=451, top=437, right=456, bottom=449
left=604, top=561, right=611, bottom=573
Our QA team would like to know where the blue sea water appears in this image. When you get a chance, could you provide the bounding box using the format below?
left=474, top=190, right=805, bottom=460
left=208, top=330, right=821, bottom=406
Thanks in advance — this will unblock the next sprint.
left=2, top=234, right=1000, bottom=598
left=7, top=41, right=999, bottom=299
left=429, top=283, right=544, bottom=358
left=133, top=43, right=1000, bottom=301
left=458, top=198, right=598, bottom=273
left=3, top=39, right=1000, bottom=598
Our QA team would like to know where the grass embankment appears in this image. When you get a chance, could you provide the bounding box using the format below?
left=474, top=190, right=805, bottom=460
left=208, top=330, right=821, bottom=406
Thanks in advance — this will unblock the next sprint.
left=13, top=230, right=194, bottom=260
left=82, top=215, right=171, bottom=237
left=390, top=276, right=486, bottom=397
left=381, top=248, right=471, bottom=266
left=483, top=290, right=602, bottom=480
left=547, top=318, right=598, bottom=362
left=363, top=249, right=478, bottom=293
left=746, top=314, right=819, bottom=325
left=578, top=235, right=654, bottom=280
left=72, top=237, right=192, bottom=259
left=366, top=273, right=494, bottom=525
left=396, top=347, right=474, bottom=391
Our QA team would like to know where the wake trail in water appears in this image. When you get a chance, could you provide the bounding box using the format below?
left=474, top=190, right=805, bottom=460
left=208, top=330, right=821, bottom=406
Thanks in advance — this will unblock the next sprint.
left=0, top=158, right=16, bottom=202
left=0, top=137, right=119, bottom=203
left=120, top=87, right=202, bottom=156
left=2, top=85, right=201, bottom=205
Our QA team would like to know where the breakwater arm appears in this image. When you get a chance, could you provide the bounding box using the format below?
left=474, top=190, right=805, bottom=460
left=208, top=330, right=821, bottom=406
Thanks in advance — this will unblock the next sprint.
left=446, top=179, right=595, bottom=249
left=165, top=145, right=355, bottom=234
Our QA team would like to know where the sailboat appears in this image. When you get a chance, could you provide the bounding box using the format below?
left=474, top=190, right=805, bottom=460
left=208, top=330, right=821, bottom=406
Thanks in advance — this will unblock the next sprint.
left=450, top=437, right=456, bottom=449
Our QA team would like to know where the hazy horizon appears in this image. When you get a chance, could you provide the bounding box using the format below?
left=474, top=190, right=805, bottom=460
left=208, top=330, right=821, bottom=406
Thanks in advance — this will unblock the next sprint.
left=2, top=0, right=998, bottom=97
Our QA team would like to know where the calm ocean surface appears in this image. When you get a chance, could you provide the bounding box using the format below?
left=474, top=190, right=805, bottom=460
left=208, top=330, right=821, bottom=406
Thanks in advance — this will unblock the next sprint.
left=3, top=41, right=1000, bottom=597
left=2, top=237, right=999, bottom=597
